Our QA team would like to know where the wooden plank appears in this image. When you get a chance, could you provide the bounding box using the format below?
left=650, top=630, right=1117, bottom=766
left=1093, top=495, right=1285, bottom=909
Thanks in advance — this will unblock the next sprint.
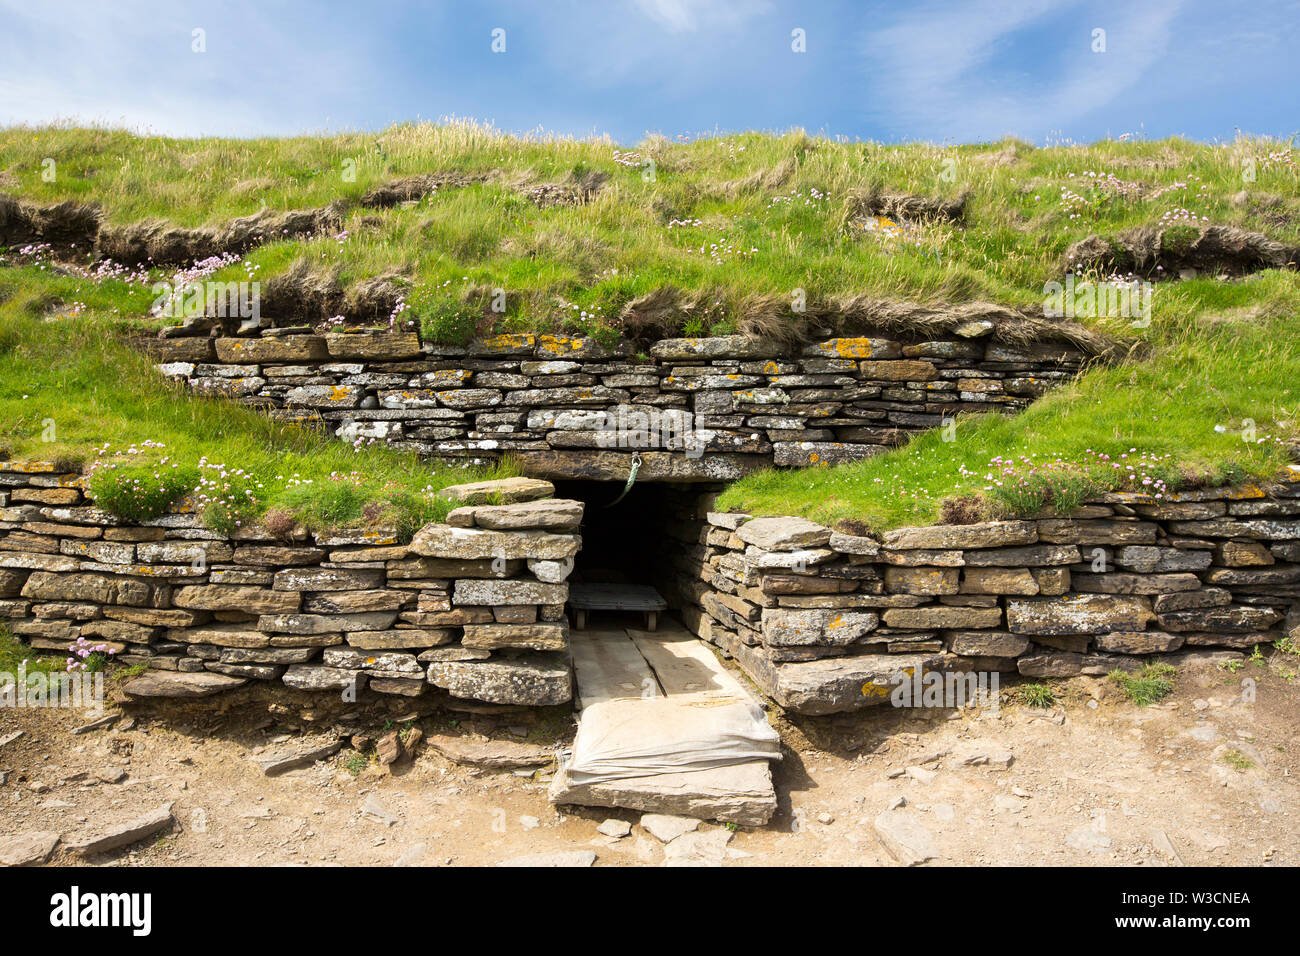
left=568, top=582, right=668, bottom=612
left=569, top=626, right=661, bottom=708
left=627, top=622, right=755, bottom=703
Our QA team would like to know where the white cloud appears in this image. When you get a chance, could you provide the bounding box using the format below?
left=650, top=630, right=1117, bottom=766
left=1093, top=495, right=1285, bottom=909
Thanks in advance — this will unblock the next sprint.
left=629, top=0, right=772, bottom=33
left=859, top=0, right=1186, bottom=141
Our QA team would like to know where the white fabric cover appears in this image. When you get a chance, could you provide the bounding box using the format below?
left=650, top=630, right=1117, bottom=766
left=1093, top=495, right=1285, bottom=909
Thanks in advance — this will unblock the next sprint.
left=565, top=694, right=782, bottom=784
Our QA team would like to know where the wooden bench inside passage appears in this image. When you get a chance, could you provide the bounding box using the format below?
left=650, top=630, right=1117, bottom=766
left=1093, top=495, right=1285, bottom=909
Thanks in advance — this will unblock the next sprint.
left=567, top=583, right=668, bottom=631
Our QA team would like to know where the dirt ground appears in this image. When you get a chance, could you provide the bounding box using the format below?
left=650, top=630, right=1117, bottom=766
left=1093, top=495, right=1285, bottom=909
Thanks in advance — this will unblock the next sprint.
left=1, top=649, right=1296, bottom=867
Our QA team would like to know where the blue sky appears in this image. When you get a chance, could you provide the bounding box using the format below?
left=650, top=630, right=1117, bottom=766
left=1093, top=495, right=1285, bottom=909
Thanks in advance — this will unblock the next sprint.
left=0, top=0, right=1296, bottom=144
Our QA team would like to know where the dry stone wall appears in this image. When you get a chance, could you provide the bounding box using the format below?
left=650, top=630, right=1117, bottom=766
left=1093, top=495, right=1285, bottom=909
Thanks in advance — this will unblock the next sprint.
left=144, top=330, right=1088, bottom=480
left=663, top=477, right=1300, bottom=714
left=0, top=464, right=577, bottom=707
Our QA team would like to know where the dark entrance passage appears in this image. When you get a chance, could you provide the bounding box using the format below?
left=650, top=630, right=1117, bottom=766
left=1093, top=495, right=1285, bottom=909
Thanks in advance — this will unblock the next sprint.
left=553, top=480, right=675, bottom=584
left=552, top=480, right=695, bottom=631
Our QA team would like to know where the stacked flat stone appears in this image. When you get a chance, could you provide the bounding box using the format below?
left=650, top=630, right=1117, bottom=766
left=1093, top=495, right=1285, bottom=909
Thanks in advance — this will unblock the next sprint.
left=0, top=464, right=577, bottom=706
left=144, top=330, right=1086, bottom=480
left=665, top=475, right=1300, bottom=714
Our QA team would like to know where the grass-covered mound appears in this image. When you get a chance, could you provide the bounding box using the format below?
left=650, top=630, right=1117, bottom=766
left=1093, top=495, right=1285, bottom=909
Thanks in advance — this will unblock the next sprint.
left=2, top=121, right=1296, bottom=345
left=2, top=122, right=1298, bottom=530
left=718, top=270, right=1300, bottom=528
left=0, top=268, right=514, bottom=537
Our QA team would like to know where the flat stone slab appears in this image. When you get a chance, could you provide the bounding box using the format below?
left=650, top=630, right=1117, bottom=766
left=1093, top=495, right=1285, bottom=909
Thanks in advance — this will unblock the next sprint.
left=424, top=734, right=555, bottom=769
left=549, top=759, right=777, bottom=826
left=873, top=810, right=939, bottom=865
left=122, top=671, right=248, bottom=698
left=64, top=805, right=175, bottom=857
left=736, top=515, right=833, bottom=550
left=0, top=830, right=61, bottom=866
left=640, top=813, right=701, bottom=843
left=254, top=739, right=342, bottom=776
left=427, top=654, right=573, bottom=706
left=724, top=638, right=945, bottom=714
left=438, top=476, right=555, bottom=505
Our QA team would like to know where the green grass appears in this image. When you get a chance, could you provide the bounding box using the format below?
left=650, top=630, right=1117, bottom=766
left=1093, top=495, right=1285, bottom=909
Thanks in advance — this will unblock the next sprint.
left=1109, top=661, right=1177, bottom=706
left=0, top=268, right=514, bottom=537
left=3, top=122, right=1299, bottom=529
left=1015, top=682, right=1058, bottom=708
left=719, top=281, right=1300, bottom=528
left=4, top=122, right=1297, bottom=344
left=0, top=626, right=64, bottom=676
left=1221, top=749, right=1254, bottom=771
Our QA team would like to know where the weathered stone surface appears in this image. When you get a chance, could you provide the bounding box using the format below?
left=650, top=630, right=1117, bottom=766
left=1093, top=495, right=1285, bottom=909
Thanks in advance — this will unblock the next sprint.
left=0, top=830, right=61, bottom=867
left=425, top=734, right=555, bottom=768
left=858, top=359, right=939, bottom=382
left=122, top=671, right=247, bottom=698
left=528, top=558, right=575, bottom=583
left=462, top=622, right=568, bottom=651
left=760, top=608, right=878, bottom=646
left=302, top=589, right=411, bottom=614
left=650, top=336, right=781, bottom=360
left=21, top=571, right=160, bottom=606
left=803, top=337, right=902, bottom=359
left=1114, top=545, right=1212, bottom=573
left=1156, top=606, right=1282, bottom=632
left=883, top=521, right=1037, bottom=551
left=215, top=335, right=328, bottom=363
left=220, top=646, right=318, bottom=664
left=1069, top=571, right=1202, bottom=595
left=345, top=628, right=453, bottom=650
left=1152, top=588, right=1232, bottom=612
left=640, top=814, right=702, bottom=843
left=254, top=740, right=342, bottom=776
left=453, top=579, right=568, bottom=606
left=550, top=759, right=776, bottom=827
left=427, top=654, right=572, bottom=705
left=1006, top=594, right=1153, bottom=635
left=885, top=566, right=959, bottom=595
left=947, top=631, right=1031, bottom=657
left=323, top=648, right=422, bottom=674
left=436, top=476, right=555, bottom=504
left=881, top=606, right=1003, bottom=629
left=960, top=567, right=1039, bottom=595
left=963, top=545, right=1081, bottom=567
left=282, top=664, right=366, bottom=692
left=455, top=498, right=584, bottom=531
left=1203, top=565, right=1300, bottom=586
left=65, top=805, right=175, bottom=856
left=259, top=611, right=397, bottom=634
left=736, top=516, right=832, bottom=550
left=1095, top=631, right=1185, bottom=653
left=1017, top=650, right=1084, bottom=677
left=272, top=567, right=384, bottom=591
left=873, top=810, right=938, bottom=865
left=173, top=585, right=299, bottom=613
left=166, top=624, right=269, bottom=647
left=324, top=331, right=421, bottom=360
left=827, top=532, right=880, bottom=556
left=772, top=442, right=885, bottom=468
left=408, top=524, right=579, bottom=561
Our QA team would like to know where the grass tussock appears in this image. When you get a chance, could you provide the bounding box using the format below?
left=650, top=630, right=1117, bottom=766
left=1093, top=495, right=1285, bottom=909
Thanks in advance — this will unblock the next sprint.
left=1109, top=661, right=1177, bottom=706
